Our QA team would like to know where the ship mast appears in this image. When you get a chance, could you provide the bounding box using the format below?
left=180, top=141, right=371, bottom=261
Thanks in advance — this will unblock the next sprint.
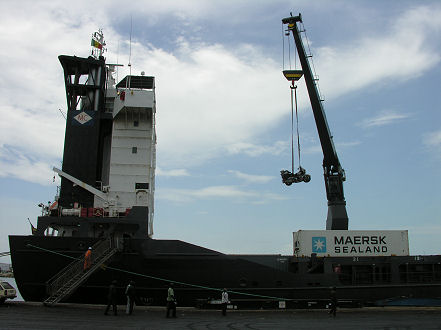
left=91, top=29, right=106, bottom=59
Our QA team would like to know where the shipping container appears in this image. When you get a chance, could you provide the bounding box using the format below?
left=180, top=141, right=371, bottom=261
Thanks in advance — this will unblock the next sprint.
left=293, top=230, right=409, bottom=257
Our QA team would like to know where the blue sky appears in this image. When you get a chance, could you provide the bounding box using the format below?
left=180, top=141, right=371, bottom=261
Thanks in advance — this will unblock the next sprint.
left=1, top=0, right=441, bottom=263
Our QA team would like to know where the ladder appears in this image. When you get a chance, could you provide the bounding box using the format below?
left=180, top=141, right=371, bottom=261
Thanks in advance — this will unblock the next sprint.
left=43, top=237, right=120, bottom=306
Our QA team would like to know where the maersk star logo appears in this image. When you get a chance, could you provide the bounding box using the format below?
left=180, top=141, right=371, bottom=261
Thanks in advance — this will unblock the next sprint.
left=312, top=237, right=327, bottom=253
left=74, top=112, right=92, bottom=125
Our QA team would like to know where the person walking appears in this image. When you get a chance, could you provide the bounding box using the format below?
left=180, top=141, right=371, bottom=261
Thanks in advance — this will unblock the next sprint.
left=104, top=280, right=118, bottom=316
left=221, top=288, right=229, bottom=316
left=125, top=281, right=136, bottom=315
left=83, top=247, right=92, bottom=272
left=166, top=283, right=177, bottom=318
left=329, top=286, right=337, bottom=318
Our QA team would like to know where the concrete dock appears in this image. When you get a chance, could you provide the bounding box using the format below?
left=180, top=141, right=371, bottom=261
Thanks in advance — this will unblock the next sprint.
left=1, top=302, right=441, bottom=329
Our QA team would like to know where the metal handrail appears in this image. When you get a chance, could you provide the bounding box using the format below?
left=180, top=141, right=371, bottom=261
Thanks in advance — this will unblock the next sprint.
left=46, top=237, right=117, bottom=296
left=45, top=239, right=102, bottom=289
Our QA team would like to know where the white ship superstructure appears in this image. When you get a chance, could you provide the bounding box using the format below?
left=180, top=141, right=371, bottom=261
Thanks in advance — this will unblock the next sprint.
left=94, top=70, right=156, bottom=236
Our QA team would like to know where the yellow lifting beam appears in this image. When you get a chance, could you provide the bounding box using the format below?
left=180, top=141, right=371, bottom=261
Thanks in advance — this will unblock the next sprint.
left=282, top=69, right=303, bottom=82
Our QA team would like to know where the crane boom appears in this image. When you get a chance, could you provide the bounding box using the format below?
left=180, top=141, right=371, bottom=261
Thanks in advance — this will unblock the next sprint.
left=53, top=167, right=109, bottom=202
left=282, top=13, right=349, bottom=230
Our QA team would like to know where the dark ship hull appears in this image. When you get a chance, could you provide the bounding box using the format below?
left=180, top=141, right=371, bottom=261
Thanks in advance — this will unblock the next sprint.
left=9, top=233, right=441, bottom=308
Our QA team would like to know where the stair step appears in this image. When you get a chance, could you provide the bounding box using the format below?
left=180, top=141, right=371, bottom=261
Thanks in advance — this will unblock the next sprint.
left=44, top=241, right=118, bottom=307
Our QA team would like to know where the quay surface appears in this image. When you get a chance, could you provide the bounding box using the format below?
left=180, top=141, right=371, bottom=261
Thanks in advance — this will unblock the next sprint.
left=1, top=301, right=441, bottom=329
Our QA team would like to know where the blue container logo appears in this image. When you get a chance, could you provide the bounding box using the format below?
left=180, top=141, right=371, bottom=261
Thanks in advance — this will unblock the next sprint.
left=312, top=237, right=327, bottom=253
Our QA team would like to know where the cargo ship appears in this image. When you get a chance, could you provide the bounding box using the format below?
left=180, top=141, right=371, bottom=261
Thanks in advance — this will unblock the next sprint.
left=9, top=17, right=441, bottom=308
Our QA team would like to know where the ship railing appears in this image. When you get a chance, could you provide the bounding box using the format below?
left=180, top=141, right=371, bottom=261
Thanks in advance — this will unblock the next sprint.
left=402, top=271, right=441, bottom=284
left=342, top=270, right=441, bottom=285
left=45, top=236, right=120, bottom=297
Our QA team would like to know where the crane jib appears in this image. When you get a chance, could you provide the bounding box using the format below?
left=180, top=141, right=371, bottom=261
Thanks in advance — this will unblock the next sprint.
left=281, top=13, right=349, bottom=230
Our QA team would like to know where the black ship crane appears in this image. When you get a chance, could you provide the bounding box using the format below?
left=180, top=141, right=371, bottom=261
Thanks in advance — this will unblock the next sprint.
left=281, top=13, right=348, bottom=230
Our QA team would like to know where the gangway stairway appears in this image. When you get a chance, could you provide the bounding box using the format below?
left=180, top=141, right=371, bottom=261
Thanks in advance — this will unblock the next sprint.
left=43, top=237, right=120, bottom=306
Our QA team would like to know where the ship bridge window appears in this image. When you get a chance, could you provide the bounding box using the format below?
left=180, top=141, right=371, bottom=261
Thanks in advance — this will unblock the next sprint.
left=134, top=120, right=139, bottom=127
left=135, top=183, right=149, bottom=189
left=132, top=147, right=137, bottom=154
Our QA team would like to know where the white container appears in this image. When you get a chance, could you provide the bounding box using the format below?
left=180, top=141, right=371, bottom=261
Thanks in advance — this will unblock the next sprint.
left=293, top=230, right=409, bottom=257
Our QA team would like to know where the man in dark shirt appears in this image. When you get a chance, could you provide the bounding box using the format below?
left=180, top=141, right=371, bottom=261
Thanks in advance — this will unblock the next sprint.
left=329, top=287, right=337, bottom=317
left=125, top=281, right=136, bottom=315
left=104, top=280, right=118, bottom=316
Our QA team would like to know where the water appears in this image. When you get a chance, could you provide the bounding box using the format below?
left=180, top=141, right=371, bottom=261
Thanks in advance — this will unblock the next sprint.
left=0, top=276, right=24, bottom=301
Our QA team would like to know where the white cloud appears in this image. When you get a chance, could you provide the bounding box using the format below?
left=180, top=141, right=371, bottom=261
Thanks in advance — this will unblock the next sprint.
left=359, top=110, right=411, bottom=128
left=143, top=42, right=289, bottom=166
left=226, top=141, right=288, bottom=157
left=302, top=144, right=322, bottom=155
left=0, top=146, right=57, bottom=185
left=156, top=168, right=190, bottom=177
left=0, top=2, right=440, bottom=184
left=316, top=5, right=441, bottom=99
left=228, top=170, right=274, bottom=184
left=157, top=185, right=287, bottom=203
left=337, top=141, right=362, bottom=148
left=194, top=185, right=255, bottom=198
left=303, top=140, right=361, bottom=155
left=423, top=130, right=441, bottom=148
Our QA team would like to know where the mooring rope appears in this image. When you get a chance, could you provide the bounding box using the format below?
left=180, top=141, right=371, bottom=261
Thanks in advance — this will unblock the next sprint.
left=27, top=243, right=293, bottom=301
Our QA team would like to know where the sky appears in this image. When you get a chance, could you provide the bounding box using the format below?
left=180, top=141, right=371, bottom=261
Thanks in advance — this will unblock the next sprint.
left=1, top=0, right=441, bottom=264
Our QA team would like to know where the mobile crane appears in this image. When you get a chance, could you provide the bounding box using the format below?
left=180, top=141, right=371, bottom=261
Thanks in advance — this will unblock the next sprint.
left=281, top=13, right=348, bottom=230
